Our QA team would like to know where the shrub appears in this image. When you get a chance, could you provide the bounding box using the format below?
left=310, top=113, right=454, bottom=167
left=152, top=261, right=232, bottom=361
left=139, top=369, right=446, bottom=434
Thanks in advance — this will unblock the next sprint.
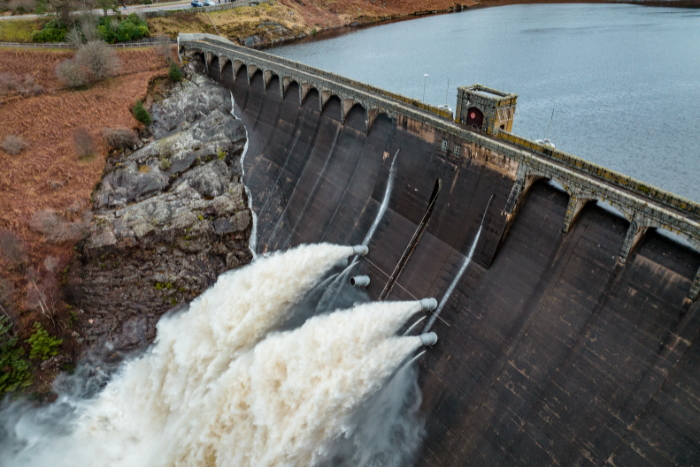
left=159, top=157, right=171, bottom=170
left=0, top=316, right=32, bottom=395
left=30, top=27, right=66, bottom=43
left=79, top=13, right=102, bottom=42
left=29, top=209, right=87, bottom=243
left=155, top=36, right=172, bottom=64
left=26, top=322, right=62, bottom=360
left=103, top=127, right=139, bottom=149
left=66, top=27, right=83, bottom=48
left=56, top=58, right=86, bottom=87
left=0, top=278, right=14, bottom=311
left=20, top=74, right=43, bottom=95
left=97, top=12, right=149, bottom=43
left=75, top=40, right=121, bottom=82
left=8, top=0, right=37, bottom=14
left=168, top=62, right=182, bottom=82
left=0, top=230, right=26, bottom=266
left=73, top=128, right=96, bottom=159
left=56, top=40, right=121, bottom=87
left=0, top=73, right=21, bottom=94
left=133, top=99, right=151, bottom=125
left=1, top=134, right=29, bottom=155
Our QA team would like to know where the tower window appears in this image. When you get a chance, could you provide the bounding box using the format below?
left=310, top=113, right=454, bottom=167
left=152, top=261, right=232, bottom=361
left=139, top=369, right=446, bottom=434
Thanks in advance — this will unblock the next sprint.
left=441, top=139, right=448, bottom=151
left=454, top=145, right=461, bottom=157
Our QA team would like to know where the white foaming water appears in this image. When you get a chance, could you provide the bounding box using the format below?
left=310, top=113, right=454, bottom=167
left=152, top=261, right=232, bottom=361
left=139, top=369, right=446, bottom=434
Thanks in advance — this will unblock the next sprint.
left=231, top=91, right=258, bottom=257
left=172, top=301, right=424, bottom=466
left=2, top=244, right=426, bottom=467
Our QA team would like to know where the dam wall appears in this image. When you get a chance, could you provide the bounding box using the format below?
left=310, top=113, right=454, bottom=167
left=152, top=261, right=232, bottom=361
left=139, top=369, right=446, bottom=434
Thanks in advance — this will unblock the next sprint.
left=181, top=35, right=700, bottom=466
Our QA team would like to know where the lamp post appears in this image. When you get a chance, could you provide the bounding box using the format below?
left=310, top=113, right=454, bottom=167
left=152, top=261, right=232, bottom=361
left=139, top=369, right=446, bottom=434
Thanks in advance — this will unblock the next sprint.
left=422, top=74, right=429, bottom=102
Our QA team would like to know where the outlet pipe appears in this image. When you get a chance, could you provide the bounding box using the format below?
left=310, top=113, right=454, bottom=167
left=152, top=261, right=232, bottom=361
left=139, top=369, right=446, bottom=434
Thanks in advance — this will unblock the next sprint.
left=419, top=332, right=438, bottom=346
left=419, top=298, right=438, bottom=311
left=336, top=258, right=349, bottom=268
left=351, top=245, right=369, bottom=256
left=350, top=276, right=370, bottom=287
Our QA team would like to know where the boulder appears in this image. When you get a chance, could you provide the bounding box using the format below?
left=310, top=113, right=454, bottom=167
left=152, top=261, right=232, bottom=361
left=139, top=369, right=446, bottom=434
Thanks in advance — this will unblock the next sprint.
left=172, top=159, right=231, bottom=198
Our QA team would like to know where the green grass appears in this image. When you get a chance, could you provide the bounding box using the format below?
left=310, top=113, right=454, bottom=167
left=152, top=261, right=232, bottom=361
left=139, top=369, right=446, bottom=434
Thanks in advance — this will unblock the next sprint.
left=0, top=19, right=42, bottom=43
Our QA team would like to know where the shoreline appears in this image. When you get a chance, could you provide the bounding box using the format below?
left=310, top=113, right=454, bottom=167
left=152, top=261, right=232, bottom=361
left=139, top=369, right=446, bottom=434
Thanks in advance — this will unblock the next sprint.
left=255, top=0, right=699, bottom=50
left=2, top=0, right=696, bottom=47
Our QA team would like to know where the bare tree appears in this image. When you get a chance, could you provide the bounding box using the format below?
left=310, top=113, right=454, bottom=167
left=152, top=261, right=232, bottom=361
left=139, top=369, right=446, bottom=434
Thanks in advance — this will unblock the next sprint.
left=0, top=230, right=26, bottom=266
left=95, top=0, right=117, bottom=16
left=57, top=40, right=122, bottom=87
left=79, top=12, right=101, bottom=42
left=155, top=36, right=173, bottom=64
left=66, top=27, right=83, bottom=48
left=73, top=127, right=96, bottom=158
left=76, top=41, right=121, bottom=82
left=56, top=58, right=87, bottom=87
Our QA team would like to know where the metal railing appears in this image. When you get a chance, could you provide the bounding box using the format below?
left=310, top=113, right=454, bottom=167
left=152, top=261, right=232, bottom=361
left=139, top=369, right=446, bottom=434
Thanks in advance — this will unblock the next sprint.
left=0, top=38, right=176, bottom=49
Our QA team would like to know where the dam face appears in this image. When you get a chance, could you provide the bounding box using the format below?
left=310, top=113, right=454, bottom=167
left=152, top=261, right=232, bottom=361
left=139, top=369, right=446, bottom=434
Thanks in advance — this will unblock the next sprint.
left=186, top=37, right=700, bottom=466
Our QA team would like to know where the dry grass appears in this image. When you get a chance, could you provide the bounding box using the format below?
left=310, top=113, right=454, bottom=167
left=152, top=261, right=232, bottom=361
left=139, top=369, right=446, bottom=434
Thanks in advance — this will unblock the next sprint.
left=0, top=18, right=41, bottom=42
left=148, top=0, right=477, bottom=44
left=0, top=47, right=166, bottom=340
left=147, top=12, right=212, bottom=39
left=0, top=49, right=75, bottom=91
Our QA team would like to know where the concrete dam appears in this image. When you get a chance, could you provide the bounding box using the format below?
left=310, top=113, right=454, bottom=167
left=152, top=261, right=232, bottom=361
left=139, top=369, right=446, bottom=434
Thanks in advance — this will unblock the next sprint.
left=180, top=34, right=700, bottom=466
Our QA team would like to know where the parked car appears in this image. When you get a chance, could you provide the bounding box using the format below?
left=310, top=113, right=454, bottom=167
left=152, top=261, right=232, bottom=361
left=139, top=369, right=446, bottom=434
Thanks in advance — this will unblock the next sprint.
left=202, top=0, right=216, bottom=5
left=191, top=0, right=204, bottom=7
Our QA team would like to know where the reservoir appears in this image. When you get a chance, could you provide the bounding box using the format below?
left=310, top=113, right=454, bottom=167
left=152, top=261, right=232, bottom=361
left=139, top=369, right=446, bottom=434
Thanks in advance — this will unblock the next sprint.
left=269, top=4, right=700, bottom=201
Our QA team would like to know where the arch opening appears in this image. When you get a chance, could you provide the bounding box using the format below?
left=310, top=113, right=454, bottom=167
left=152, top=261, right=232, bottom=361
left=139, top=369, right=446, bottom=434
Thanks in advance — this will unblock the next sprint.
left=322, top=95, right=342, bottom=116
left=249, top=67, right=263, bottom=85
left=220, top=60, right=234, bottom=89
left=345, top=103, right=367, bottom=129
left=302, top=87, right=320, bottom=108
left=209, top=56, right=221, bottom=81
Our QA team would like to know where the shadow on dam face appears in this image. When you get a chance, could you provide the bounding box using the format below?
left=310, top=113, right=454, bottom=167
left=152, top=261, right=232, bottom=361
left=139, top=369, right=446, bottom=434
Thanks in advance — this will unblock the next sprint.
left=214, top=65, right=700, bottom=466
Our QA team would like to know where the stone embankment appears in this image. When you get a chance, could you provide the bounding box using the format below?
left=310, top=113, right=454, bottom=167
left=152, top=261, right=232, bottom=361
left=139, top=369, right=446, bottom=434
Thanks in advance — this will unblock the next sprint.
left=67, top=72, right=252, bottom=359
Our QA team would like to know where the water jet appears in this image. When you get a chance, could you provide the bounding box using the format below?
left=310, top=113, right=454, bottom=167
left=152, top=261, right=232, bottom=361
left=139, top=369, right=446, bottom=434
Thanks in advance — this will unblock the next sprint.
left=352, top=245, right=369, bottom=256
left=419, top=332, right=438, bottom=346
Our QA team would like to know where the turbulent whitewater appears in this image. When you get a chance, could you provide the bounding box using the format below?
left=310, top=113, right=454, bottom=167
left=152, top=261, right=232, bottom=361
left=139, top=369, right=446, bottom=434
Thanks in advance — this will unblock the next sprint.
left=1, top=244, right=429, bottom=467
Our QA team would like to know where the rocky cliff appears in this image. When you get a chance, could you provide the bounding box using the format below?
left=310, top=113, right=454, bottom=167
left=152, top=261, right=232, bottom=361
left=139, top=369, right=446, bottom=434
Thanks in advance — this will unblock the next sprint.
left=66, top=74, right=252, bottom=360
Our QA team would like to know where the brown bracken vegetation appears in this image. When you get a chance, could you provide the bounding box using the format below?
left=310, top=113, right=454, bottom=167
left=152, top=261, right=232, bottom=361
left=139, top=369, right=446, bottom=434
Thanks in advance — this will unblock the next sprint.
left=0, top=46, right=170, bottom=395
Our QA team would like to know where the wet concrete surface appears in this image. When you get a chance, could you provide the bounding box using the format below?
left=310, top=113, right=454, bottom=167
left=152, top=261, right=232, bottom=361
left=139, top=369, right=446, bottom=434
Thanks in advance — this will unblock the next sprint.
left=215, top=65, right=700, bottom=466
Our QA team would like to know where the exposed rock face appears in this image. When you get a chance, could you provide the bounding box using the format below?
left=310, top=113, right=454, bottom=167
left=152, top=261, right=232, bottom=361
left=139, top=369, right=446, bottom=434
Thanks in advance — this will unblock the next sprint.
left=67, top=76, right=252, bottom=359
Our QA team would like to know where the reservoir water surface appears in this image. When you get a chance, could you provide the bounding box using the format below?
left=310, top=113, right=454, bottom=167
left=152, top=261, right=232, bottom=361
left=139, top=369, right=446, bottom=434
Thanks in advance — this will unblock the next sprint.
left=270, top=4, right=700, bottom=201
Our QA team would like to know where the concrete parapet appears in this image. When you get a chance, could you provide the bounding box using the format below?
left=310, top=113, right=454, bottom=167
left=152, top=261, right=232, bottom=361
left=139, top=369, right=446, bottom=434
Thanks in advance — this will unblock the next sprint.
left=497, top=131, right=700, bottom=219
left=179, top=33, right=453, bottom=121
